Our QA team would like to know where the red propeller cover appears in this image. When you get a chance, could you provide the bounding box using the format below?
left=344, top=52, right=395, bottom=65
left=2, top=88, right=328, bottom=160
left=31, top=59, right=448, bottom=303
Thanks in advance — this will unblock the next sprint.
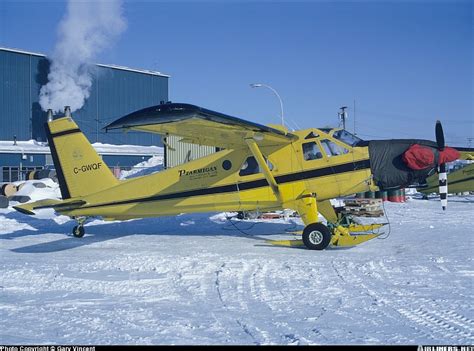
left=438, top=147, right=460, bottom=164
left=402, top=144, right=461, bottom=170
left=402, top=144, right=436, bottom=170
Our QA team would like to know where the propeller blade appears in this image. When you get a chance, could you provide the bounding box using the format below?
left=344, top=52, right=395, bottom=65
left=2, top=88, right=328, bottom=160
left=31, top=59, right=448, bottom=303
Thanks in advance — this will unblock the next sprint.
left=438, top=163, right=447, bottom=211
left=435, top=120, right=445, bottom=150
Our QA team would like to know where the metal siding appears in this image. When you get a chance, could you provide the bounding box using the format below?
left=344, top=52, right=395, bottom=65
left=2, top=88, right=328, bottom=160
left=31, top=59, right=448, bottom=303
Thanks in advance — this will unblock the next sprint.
left=30, top=55, right=50, bottom=142
left=97, top=67, right=168, bottom=146
left=165, top=135, right=217, bottom=169
left=0, top=153, right=46, bottom=167
left=0, top=151, right=150, bottom=168
left=0, top=50, right=31, bottom=140
left=101, top=155, right=152, bottom=168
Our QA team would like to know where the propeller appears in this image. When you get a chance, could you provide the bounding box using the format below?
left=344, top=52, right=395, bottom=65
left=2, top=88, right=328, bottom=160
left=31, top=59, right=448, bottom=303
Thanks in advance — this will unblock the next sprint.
left=435, top=120, right=448, bottom=210
left=435, top=120, right=445, bottom=150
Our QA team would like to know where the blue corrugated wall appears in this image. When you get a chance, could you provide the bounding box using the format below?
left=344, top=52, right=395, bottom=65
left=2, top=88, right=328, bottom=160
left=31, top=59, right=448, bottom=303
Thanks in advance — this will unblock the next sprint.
left=0, top=48, right=168, bottom=147
left=0, top=51, right=32, bottom=140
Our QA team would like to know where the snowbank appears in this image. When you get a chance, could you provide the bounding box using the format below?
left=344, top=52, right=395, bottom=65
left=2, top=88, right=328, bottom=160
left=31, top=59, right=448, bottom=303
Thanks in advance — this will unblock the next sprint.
left=120, top=155, right=164, bottom=179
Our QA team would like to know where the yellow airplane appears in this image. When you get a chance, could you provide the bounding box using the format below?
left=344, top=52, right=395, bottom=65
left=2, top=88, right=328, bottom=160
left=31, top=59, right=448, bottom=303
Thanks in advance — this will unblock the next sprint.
left=13, top=103, right=470, bottom=250
left=418, top=163, right=474, bottom=197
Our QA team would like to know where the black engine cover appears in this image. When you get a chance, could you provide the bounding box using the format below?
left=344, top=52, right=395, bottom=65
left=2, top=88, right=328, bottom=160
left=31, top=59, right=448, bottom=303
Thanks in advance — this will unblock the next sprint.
left=368, top=139, right=438, bottom=189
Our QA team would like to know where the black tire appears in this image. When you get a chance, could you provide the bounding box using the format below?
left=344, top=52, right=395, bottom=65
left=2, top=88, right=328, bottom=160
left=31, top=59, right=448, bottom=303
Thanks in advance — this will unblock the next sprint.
left=72, top=225, right=85, bottom=238
left=302, top=223, right=331, bottom=250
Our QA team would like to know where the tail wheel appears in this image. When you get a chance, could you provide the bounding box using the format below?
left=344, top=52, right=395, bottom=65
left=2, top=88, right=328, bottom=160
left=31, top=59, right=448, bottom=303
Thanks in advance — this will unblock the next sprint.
left=302, top=223, right=331, bottom=250
left=72, top=225, right=85, bottom=238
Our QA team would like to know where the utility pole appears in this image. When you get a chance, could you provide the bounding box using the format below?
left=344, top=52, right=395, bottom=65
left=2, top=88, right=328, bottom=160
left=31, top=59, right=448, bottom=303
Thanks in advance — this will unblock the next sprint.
left=353, top=99, right=356, bottom=135
left=338, top=106, right=348, bottom=130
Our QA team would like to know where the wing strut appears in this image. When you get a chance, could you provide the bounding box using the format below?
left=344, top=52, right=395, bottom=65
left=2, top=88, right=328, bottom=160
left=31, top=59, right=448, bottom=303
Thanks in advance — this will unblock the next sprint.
left=244, top=138, right=282, bottom=203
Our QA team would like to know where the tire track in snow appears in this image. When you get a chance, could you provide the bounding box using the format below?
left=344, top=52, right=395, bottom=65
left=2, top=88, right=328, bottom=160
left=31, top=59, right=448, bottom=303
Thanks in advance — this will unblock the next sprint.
left=330, top=259, right=409, bottom=343
left=331, top=259, right=431, bottom=343
left=248, top=262, right=313, bottom=344
left=214, top=261, right=259, bottom=344
left=214, top=260, right=314, bottom=344
left=398, top=307, right=473, bottom=341
left=439, top=309, right=474, bottom=331
left=333, top=258, right=473, bottom=343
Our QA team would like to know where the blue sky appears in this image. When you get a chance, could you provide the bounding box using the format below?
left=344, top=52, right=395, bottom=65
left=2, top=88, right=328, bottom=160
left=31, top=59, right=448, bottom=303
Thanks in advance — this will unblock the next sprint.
left=1, top=0, right=472, bottom=145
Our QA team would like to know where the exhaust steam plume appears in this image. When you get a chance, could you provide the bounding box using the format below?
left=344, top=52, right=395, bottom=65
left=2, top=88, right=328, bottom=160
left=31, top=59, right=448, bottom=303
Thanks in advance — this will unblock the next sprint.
left=40, top=0, right=126, bottom=113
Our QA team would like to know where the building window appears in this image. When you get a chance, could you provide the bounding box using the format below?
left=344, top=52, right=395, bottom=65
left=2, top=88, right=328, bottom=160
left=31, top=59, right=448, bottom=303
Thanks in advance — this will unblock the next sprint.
left=302, top=142, right=323, bottom=161
left=1, top=166, right=43, bottom=182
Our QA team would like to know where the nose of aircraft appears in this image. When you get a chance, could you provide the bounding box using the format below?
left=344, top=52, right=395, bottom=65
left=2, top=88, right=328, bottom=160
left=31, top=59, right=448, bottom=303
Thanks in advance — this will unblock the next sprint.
left=367, top=135, right=460, bottom=191
left=368, top=139, right=438, bottom=190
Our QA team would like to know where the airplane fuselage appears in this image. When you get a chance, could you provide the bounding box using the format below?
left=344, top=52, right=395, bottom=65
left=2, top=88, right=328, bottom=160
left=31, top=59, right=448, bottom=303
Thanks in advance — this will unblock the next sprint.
left=60, top=128, right=375, bottom=220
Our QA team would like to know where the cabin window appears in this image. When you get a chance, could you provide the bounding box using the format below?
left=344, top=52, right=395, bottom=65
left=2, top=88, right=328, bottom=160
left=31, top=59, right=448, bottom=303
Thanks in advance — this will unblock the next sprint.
left=239, top=156, right=273, bottom=176
left=302, top=142, right=323, bottom=161
left=320, top=139, right=348, bottom=156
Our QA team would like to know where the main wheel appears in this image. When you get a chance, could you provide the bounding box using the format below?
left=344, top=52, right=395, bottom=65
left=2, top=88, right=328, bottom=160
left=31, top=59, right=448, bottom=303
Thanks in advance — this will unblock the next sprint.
left=72, top=225, right=85, bottom=238
left=302, top=223, right=331, bottom=250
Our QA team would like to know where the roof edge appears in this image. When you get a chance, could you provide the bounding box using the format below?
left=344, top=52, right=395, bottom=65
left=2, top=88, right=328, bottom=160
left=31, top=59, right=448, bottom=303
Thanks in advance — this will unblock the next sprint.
left=0, top=46, right=170, bottom=78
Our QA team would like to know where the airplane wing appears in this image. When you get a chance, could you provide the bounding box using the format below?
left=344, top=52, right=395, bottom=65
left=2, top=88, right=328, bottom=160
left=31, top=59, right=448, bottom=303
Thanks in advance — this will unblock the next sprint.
left=104, top=103, right=298, bottom=149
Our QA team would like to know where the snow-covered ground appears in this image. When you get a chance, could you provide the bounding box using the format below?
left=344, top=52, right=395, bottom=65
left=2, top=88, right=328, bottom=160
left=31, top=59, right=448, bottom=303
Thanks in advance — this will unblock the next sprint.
left=1, top=191, right=473, bottom=345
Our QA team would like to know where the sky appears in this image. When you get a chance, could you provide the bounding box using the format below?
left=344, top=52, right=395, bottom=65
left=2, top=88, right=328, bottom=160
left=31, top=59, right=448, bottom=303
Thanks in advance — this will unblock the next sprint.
left=0, top=0, right=472, bottom=145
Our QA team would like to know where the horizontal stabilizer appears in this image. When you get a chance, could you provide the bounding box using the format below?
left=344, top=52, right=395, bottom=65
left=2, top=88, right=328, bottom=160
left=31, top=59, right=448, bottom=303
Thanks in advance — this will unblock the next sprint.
left=13, top=199, right=86, bottom=215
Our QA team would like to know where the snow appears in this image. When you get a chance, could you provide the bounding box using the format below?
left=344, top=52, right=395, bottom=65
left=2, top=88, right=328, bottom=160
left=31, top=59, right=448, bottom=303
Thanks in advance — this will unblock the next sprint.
left=12, top=179, right=61, bottom=202
left=119, top=155, right=164, bottom=179
left=0, top=140, right=163, bottom=156
left=0, top=187, right=473, bottom=344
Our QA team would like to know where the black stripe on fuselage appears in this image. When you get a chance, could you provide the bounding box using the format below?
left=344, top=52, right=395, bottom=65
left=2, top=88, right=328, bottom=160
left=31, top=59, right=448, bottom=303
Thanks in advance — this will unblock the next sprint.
left=276, top=159, right=371, bottom=183
left=44, top=124, right=72, bottom=199
left=77, top=159, right=371, bottom=211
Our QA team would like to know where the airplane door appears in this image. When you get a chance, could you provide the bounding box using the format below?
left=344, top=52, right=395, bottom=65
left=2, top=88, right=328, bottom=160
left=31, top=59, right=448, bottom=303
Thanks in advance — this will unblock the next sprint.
left=319, top=139, right=355, bottom=196
left=299, top=140, right=338, bottom=199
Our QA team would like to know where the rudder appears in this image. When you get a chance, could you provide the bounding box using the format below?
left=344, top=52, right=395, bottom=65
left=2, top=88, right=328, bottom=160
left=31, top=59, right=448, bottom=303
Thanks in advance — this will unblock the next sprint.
left=45, top=116, right=119, bottom=199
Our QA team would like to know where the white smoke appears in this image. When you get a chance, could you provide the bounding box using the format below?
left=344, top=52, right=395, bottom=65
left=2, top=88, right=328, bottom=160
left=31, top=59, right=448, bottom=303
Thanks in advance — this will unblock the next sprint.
left=40, top=0, right=126, bottom=113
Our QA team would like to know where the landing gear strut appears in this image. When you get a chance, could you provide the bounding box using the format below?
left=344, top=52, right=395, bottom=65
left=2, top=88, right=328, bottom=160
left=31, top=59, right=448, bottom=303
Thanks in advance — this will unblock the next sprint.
left=302, top=223, right=331, bottom=250
left=72, top=217, right=87, bottom=238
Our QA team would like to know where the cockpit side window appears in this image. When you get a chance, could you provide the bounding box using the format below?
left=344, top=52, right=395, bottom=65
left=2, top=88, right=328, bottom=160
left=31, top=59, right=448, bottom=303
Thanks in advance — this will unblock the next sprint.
left=332, top=130, right=362, bottom=147
left=320, top=139, right=349, bottom=156
left=239, top=156, right=273, bottom=176
left=302, top=142, right=323, bottom=161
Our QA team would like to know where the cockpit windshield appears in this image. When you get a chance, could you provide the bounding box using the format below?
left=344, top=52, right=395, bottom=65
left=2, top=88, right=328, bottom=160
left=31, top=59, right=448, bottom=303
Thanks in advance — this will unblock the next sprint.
left=332, top=129, right=363, bottom=147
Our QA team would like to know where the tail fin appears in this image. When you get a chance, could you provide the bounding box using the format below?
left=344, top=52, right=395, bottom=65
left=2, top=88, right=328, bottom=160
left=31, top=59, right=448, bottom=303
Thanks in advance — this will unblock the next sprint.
left=45, top=116, right=119, bottom=199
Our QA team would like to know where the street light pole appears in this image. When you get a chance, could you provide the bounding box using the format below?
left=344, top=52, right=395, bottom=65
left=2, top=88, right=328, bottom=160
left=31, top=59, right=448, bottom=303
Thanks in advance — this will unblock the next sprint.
left=250, top=83, right=285, bottom=127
